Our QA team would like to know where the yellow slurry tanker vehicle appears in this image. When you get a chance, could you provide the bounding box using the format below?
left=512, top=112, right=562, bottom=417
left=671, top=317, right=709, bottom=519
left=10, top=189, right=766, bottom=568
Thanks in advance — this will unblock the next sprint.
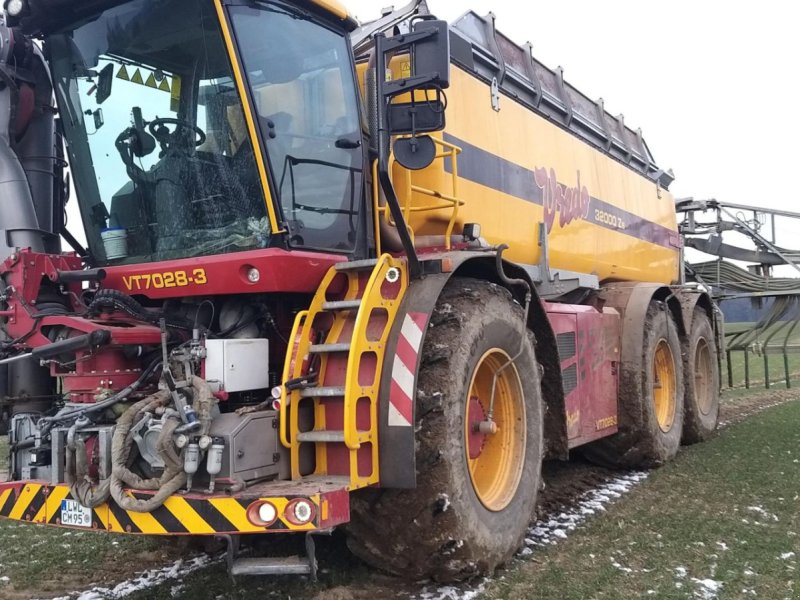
left=0, top=0, right=720, bottom=581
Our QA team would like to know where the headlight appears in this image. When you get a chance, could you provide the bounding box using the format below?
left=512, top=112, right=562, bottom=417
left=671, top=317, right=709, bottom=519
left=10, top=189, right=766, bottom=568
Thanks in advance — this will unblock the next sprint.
left=284, top=498, right=315, bottom=525
left=245, top=501, right=278, bottom=527
left=5, top=0, right=25, bottom=17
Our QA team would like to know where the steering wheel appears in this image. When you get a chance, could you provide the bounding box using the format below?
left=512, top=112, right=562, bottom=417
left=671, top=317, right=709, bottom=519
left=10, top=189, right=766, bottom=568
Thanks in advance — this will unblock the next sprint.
left=148, top=117, right=206, bottom=149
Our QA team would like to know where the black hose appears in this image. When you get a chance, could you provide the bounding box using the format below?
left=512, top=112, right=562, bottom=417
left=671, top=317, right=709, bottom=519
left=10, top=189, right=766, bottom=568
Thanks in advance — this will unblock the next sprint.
left=39, top=358, right=162, bottom=431
left=495, top=244, right=532, bottom=293
left=88, top=289, right=190, bottom=329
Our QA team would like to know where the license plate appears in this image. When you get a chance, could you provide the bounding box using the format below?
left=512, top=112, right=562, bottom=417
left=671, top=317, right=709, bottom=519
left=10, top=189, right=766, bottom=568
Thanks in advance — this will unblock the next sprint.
left=60, top=499, right=92, bottom=528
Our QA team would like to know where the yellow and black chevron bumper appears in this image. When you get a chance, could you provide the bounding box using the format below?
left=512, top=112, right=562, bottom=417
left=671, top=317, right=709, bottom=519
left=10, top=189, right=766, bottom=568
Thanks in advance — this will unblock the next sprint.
left=0, top=480, right=350, bottom=535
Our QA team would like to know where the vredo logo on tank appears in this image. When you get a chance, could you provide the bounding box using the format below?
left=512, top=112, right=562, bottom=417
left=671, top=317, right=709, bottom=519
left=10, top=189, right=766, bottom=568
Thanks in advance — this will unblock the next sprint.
left=533, top=167, right=591, bottom=233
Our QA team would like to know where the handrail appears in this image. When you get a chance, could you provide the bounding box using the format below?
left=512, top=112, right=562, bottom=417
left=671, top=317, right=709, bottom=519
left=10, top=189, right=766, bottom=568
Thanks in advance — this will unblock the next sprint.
left=279, top=310, right=309, bottom=449
left=342, top=253, right=408, bottom=452
left=373, top=136, right=465, bottom=251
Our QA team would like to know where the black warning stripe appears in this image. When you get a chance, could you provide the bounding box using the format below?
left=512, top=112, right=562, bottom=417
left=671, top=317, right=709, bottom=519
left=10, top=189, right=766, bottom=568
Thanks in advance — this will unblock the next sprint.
left=150, top=504, right=189, bottom=533
left=268, top=517, right=294, bottom=531
left=0, top=485, right=47, bottom=520
left=185, top=498, right=238, bottom=533
left=0, top=488, right=17, bottom=517
left=24, top=487, right=47, bottom=521
left=109, top=502, right=141, bottom=533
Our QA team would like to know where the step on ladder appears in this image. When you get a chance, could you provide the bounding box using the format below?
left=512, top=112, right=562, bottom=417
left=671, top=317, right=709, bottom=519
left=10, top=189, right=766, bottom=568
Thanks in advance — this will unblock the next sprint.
left=280, top=254, right=408, bottom=489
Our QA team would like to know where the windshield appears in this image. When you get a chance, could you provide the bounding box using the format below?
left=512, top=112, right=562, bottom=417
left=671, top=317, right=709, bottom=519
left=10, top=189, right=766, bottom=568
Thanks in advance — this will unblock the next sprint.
left=48, top=0, right=269, bottom=266
left=230, top=2, right=364, bottom=252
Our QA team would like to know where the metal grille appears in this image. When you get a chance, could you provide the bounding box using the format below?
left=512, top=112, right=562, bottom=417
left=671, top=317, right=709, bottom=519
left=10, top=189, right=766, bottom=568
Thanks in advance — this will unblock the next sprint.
left=556, top=332, right=577, bottom=361
left=561, top=363, right=578, bottom=396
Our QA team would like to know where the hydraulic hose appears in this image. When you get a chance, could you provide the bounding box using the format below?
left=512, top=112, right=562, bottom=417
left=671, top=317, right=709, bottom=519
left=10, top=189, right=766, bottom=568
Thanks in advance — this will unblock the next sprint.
left=691, top=261, right=800, bottom=294
left=108, top=375, right=216, bottom=513
left=88, top=289, right=190, bottom=329
left=40, top=358, right=162, bottom=432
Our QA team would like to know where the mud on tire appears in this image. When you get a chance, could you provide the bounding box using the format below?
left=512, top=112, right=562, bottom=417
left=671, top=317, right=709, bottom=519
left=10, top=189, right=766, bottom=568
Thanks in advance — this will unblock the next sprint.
left=346, top=278, right=543, bottom=582
left=584, top=302, right=684, bottom=468
left=682, top=308, right=720, bottom=444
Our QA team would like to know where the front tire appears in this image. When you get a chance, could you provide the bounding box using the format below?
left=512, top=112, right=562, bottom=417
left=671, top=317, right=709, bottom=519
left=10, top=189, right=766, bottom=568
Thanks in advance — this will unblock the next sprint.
left=346, top=278, right=543, bottom=581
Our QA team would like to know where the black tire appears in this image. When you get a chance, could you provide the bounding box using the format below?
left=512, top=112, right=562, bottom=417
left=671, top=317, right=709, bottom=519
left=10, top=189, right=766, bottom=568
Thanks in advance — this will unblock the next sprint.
left=346, top=278, right=543, bottom=581
left=682, top=308, right=720, bottom=444
left=584, top=303, right=684, bottom=468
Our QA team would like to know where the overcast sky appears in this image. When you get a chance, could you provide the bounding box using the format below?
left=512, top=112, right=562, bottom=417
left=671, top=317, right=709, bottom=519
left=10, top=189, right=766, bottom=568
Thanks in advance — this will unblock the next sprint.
left=346, top=0, right=800, bottom=246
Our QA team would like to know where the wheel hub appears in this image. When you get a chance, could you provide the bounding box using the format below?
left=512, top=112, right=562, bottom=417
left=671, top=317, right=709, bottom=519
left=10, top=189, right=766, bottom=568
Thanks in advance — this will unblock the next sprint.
left=653, top=338, right=677, bottom=432
left=464, top=349, right=526, bottom=512
left=467, top=396, right=487, bottom=459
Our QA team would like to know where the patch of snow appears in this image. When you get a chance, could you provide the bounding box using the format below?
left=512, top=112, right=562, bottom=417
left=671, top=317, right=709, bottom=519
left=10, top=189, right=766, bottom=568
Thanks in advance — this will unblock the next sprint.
left=0, top=576, right=9, bottom=585
left=716, top=542, right=729, bottom=551
left=691, top=577, right=722, bottom=599
left=610, top=558, right=633, bottom=574
left=48, top=555, right=217, bottom=600
left=524, top=471, right=648, bottom=547
left=416, top=579, right=487, bottom=600
left=779, top=552, right=795, bottom=560
left=675, top=566, right=687, bottom=578
left=746, top=506, right=779, bottom=522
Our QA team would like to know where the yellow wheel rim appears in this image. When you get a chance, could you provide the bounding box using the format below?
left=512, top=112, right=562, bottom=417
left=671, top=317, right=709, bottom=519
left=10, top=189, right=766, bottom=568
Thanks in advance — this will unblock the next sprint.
left=694, top=338, right=713, bottom=415
left=653, top=339, right=677, bottom=432
left=464, top=349, right=526, bottom=512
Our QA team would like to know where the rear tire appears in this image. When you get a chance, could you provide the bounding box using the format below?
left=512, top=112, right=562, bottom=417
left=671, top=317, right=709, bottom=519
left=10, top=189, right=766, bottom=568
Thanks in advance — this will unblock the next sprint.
left=584, top=302, right=684, bottom=468
left=346, top=278, right=543, bottom=581
left=682, top=308, right=720, bottom=444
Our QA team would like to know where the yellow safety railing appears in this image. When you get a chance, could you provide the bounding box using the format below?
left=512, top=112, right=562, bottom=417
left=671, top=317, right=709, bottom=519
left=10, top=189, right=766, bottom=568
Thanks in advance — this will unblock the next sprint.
left=372, top=136, right=465, bottom=255
left=280, top=254, right=407, bottom=489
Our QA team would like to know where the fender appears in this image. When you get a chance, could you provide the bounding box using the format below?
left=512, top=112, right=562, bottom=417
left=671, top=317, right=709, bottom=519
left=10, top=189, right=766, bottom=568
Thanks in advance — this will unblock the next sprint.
left=678, top=288, right=724, bottom=357
left=378, top=251, right=567, bottom=489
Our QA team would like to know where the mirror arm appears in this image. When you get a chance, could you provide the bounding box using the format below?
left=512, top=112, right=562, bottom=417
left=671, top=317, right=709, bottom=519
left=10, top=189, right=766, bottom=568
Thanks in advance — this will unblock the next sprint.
left=375, top=32, right=421, bottom=279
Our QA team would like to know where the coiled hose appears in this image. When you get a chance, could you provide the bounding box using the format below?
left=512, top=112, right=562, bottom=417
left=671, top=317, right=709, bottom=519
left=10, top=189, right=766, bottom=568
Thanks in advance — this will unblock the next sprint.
left=66, top=375, right=216, bottom=513
left=109, top=375, right=215, bottom=513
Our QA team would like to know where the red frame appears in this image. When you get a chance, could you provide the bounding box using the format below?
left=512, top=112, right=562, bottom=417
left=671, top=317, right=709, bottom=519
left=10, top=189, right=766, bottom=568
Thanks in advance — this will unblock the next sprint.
left=102, top=248, right=346, bottom=299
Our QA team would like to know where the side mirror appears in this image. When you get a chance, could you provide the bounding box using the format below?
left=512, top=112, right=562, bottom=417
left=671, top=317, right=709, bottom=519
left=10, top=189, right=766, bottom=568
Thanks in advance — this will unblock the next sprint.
left=380, top=19, right=450, bottom=99
left=409, top=19, right=450, bottom=91
left=95, top=63, right=114, bottom=105
left=376, top=19, right=450, bottom=169
left=387, top=100, right=445, bottom=135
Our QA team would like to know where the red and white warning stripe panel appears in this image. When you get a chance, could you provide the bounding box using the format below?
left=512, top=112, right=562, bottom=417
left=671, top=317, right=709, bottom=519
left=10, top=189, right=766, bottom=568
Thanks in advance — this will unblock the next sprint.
left=388, top=312, right=427, bottom=427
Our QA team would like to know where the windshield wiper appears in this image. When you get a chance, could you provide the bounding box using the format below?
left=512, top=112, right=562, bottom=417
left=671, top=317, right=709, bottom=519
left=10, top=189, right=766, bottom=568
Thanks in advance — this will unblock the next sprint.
left=249, top=1, right=313, bottom=22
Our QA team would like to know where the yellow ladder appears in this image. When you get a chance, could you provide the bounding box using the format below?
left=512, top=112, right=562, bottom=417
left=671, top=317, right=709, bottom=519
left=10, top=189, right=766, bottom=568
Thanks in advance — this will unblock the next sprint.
left=280, top=254, right=408, bottom=489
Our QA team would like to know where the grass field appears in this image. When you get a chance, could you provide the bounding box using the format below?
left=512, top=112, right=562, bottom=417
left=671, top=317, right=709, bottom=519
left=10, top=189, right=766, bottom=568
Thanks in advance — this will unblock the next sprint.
left=0, top=437, right=171, bottom=599
left=484, top=399, right=800, bottom=600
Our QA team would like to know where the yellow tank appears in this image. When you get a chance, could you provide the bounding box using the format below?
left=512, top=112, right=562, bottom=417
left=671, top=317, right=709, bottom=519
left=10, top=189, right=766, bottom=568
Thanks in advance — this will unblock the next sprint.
left=362, top=10, right=681, bottom=285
